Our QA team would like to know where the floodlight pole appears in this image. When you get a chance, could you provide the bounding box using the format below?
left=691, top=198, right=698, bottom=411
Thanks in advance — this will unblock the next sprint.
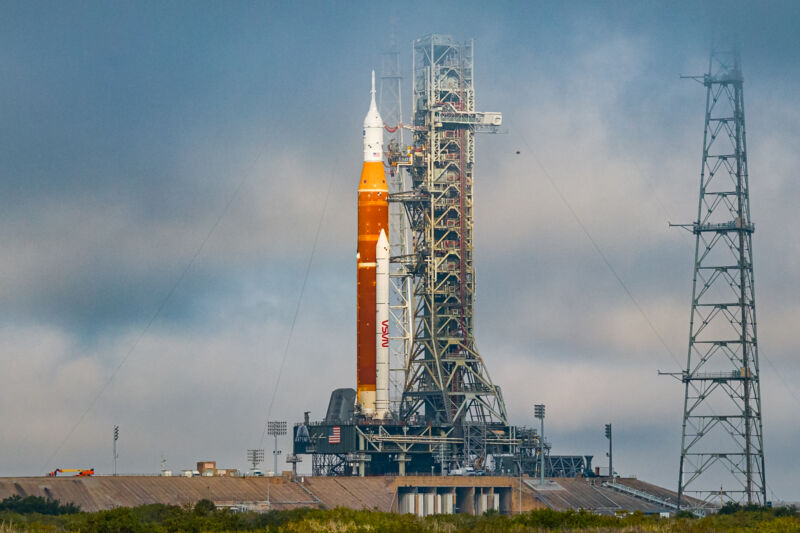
left=267, top=421, right=287, bottom=476
left=605, top=423, right=613, bottom=479
left=273, top=433, right=279, bottom=476
left=247, top=449, right=264, bottom=472
left=266, top=421, right=287, bottom=508
left=534, top=405, right=545, bottom=485
left=113, top=425, right=119, bottom=476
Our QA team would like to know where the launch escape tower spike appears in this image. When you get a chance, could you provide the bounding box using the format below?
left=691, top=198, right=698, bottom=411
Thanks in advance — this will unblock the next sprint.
left=396, top=35, right=508, bottom=430
left=674, top=46, right=766, bottom=509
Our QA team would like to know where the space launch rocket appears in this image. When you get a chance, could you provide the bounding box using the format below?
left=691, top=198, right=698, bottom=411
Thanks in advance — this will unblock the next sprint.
left=357, top=71, right=389, bottom=417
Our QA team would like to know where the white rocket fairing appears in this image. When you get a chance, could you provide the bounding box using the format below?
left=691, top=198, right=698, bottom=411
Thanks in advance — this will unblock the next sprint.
left=374, top=228, right=390, bottom=419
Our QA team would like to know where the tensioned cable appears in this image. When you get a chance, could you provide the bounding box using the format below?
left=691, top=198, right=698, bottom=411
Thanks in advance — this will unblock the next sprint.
left=40, top=138, right=270, bottom=471
left=257, top=159, right=338, bottom=448
left=507, top=118, right=682, bottom=369
left=633, top=154, right=796, bottom=496
left=514, top=120, right=800, bottom=403
left=619, top=138, right=800, bottom=409
left=761, top=356, right=800, bottom=406
left=510, top=117, right=792, bottom=502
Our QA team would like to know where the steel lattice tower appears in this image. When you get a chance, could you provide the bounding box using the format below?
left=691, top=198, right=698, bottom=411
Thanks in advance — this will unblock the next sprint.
left=397, top=35, right=507, bottom=429
left=676, top=47, right=766, bottom=508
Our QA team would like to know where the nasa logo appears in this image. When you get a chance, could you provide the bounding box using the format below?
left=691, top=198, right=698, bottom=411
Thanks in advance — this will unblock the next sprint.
left=381, top=320, right=389, bottom=347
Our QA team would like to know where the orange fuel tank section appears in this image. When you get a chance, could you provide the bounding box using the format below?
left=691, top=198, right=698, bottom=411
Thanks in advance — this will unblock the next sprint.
left=356, top=71, right=388, bottom=416
left=357, top=162, right=388, bottom=414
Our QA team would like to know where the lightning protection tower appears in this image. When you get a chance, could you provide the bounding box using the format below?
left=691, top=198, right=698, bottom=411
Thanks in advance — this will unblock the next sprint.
left=674, top=46, right=766, bottom=508
left=396, top=35, right=508, bottom=434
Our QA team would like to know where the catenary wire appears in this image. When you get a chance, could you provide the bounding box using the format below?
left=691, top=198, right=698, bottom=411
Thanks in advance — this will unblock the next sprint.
left=511, top=118, right=800, bottom=409
left=618, top=135, right=800, bottom=412
left=509, top=118, right=795, bottom=502
left=257, top=159, right=337, bottom=448
left=508, top=118, right=683, bottom=369
left=39, top=137, right=270, bottom=472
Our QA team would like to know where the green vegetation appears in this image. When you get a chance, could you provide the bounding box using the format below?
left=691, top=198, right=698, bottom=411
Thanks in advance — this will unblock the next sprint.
left=0, top=495, right=79, bottom=515
left=0, top=499, right=797, bottom=532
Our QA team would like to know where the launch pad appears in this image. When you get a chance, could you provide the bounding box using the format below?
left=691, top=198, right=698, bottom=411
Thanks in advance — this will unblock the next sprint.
left=292, top=34, right=592, bottom=479
left=293, top=405, right=593, bottom=478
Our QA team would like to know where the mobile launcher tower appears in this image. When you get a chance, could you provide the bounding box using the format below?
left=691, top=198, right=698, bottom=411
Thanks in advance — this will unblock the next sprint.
left=293, top=35, right=589, bottom=478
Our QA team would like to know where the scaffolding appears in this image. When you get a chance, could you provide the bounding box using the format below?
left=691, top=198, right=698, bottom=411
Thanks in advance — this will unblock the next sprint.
left=396, top=35, right=508, bottom=431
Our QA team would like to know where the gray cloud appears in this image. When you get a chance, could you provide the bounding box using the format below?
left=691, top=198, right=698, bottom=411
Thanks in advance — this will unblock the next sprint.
left=1, top=0, right=798, bottom=502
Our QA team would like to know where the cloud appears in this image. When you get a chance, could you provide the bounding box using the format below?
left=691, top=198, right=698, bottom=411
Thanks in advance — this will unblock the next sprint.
left=0, top=146, right=354, bottom=335
left=0, top=306, right=352, bottom=476
left=1, top=0, right=799, bottom=502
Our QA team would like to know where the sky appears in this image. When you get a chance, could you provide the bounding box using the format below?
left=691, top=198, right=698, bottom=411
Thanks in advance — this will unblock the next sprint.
left=1, top=0, right=799, bottom=502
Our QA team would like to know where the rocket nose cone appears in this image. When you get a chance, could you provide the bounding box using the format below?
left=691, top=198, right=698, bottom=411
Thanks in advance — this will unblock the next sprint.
left=376, top=229, right=389, bottom=257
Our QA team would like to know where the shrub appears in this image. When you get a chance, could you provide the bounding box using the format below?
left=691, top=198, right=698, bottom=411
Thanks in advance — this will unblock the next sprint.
left=0, top=495, right=79, bottom=515
left=193, top=499, right=215, bottom=516
left=718, top=501, right=741, bottom=515
left=773, top=505, right=799, bottom=518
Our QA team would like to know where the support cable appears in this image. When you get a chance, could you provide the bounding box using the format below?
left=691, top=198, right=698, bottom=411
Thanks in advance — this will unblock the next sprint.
left=762, top=356, right=800, bottom=407
left=510, top=119, right=800, bottom=412
left=40, top=137, right=267, bottom=471
left=510, top=109, right=793, bottom=503
left=258, top=160, right=337, bottom=448
left=507, top=118, right=681, bottom=369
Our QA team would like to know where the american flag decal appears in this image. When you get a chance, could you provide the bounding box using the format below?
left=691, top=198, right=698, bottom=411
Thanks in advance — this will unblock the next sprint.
left=328, top=426, right=341, bottom=444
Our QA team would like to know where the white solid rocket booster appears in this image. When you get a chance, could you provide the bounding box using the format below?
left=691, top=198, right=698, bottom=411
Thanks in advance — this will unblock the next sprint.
left=375, top=228, right=390, bottom=419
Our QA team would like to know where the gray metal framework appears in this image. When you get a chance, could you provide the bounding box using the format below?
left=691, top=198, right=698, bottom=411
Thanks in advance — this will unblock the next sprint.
left=311, top=453, right=348, bottom=476
left=548, top=456, right=587, bottom=478
left=379, top=44, right=413, bottom=415
left=674, top=47, right=766, bottom=507
left=296, top=420, right=522, bottom=476
left=395, top=35, right=507, bottom=429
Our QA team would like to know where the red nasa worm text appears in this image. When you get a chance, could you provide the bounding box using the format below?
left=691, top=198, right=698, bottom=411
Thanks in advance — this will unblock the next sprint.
left=381, top=320, right=389, bottom=348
